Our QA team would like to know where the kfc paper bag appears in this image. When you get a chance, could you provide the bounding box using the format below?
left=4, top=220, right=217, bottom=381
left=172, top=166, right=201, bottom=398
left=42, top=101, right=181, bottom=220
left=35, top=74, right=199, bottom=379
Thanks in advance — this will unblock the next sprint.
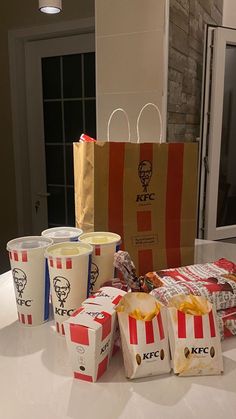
left=116, top=293, right=171, bottom=379
left=167, top=294, right=223, bottom=376
left=73, top=104, right=198, bottom=275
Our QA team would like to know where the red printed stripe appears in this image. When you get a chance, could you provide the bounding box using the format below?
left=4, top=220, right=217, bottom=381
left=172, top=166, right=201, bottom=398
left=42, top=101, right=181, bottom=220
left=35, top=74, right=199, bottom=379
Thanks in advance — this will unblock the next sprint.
left=49, top=257, right=53, bottom=267
left=56, top=258, right=62, bottom=269
left=74, top=372, right=93, bottom=382
left=177, top=310, right=186, bottom=338
left=27, top=315, right=32, bottom=325
left=70, top=324, right=89, bottom=345
left=22, top=251, right=28, bottom=262
left=94, top=312, right=111, bottom=341
left=128, top=316, right=138, bottom=345
left=194, top=316, right=203, bottom=338
left=108, top=143, right=125, bottom=239
left=95, top=246, right=101, bottom=256
left=157, top=312, right=165, bottom=340
left=112, top=295, right=122, bottom=306
left=61, top=324, right=65, bottom=335
left=71, top=307, right=84, bottom=317
left=145, top=321, right=154, bottom=344
left=140, top=143, right=153, bottom=162
left=166, top=143, right=184, bottom=267
left=138, top=249, right=153, bottom=276
left=137, top=210, right=152, bottom=232
left=97, top=355, right=109, bottom=380
left=66, top=258, right=72, bottom=269
left=208, top=310, right=216, bottom=337
left=21, top=314, right=25, bottom=324
left=56, top=322, right=60, bottom=333
left=14, top=252, right=19, bottom=262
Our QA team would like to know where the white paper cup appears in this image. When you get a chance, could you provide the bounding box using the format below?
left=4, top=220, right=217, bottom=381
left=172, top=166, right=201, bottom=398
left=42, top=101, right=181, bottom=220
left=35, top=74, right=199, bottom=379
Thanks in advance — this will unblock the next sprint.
left=7, top=236, right=53, bottom=326
left=79, top=232, right=121, bottom=293
left=45, top=241, right=93, bottom=335
left=41, top=226, right=83, bottom=243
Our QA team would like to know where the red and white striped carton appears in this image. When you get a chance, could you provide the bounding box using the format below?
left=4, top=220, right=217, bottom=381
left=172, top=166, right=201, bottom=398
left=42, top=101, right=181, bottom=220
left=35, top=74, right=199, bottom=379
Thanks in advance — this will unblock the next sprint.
left=82, top=287, right=127, bottom=356
left=167, top=294, right=223, bottom=376
left=79, top=133, right=96, bottom=143
left=116, top=293, right=171, bottom=379
left=83, top=286, right=126, bottom=307
left=64, top=304, right=116, bottom=382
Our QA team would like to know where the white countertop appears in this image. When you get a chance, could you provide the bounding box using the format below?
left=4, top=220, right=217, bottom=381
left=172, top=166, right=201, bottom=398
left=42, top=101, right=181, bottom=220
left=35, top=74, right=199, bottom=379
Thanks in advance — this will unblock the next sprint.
left=1, top=240, right=236, bottom=419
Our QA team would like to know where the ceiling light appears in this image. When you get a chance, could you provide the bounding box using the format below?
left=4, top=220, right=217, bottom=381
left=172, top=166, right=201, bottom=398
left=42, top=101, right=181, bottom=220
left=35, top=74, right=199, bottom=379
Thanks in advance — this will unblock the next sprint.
left=39, top=0, right=62, bottom=14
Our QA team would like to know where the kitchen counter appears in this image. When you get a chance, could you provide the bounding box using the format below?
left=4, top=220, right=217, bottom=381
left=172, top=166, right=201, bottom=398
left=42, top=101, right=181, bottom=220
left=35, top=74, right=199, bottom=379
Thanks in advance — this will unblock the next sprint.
left=1, top=239, right=236, bottom=419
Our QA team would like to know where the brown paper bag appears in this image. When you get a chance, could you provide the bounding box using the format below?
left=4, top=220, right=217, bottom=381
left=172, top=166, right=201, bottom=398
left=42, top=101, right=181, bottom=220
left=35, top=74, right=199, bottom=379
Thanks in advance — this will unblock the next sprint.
left=73, top=105, right=198, bottom=275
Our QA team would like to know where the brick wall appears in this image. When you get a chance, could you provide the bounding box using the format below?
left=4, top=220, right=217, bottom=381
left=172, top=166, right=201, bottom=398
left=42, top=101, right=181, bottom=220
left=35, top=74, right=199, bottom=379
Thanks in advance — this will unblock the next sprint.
left=168, top=0, right=223, bottom=141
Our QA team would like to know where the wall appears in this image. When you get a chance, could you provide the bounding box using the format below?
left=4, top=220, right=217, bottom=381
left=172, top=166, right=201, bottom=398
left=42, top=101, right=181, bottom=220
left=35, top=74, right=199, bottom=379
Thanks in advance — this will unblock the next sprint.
left=168, top=0, right=223, bottom=141
left=95, top=0, right=168, bottom=142
left=0, top=0, right=94, bottom=273
left=223, top=0, right=236, bottom=27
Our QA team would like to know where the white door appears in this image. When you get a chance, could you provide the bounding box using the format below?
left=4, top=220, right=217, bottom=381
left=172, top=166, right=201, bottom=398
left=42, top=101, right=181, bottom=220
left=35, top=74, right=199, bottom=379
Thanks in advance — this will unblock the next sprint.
left=25, top=33, right=95, bottom=234
left=199, top=26, right=236, bottom=240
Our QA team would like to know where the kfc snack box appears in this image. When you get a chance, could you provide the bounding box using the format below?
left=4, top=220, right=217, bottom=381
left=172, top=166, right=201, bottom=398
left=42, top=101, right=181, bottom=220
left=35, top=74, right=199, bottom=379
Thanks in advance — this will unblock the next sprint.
left=82, top=287, right=127, bottom=356
left=64, top=304, right=116, bottom=382
left=116, top=293, right=171, bottom=379
left=83, top=286, right=127, bottom=307
left=167, top=294, right=223, bottom=376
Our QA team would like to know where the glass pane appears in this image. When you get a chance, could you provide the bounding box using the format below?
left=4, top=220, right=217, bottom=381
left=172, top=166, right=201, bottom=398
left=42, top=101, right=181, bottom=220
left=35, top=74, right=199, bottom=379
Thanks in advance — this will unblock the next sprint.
left=66, top=145, right=74, bottom=186
left=63, top=54, right=82, bottom=98
left=64, top=100, right=83, bottom=142
left=43, top=102, right=63, bottom=143
left=45, top=145, right=64, bottom=185
left=42, top=57, right=61, bottom=99
left=47, top=186, right=65, bottom=225
left=84, top=52, right=96, bottom=97
left=67, top=187, right=75, bottom=226
left=85, top=100, right=96, bottom=138
left=217, top=44, right=236, bottom=227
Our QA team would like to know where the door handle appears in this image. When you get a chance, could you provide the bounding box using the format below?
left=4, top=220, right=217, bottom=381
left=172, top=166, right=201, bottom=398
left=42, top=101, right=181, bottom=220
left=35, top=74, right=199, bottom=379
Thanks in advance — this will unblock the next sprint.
left=37, top=192, right=51, bottom=198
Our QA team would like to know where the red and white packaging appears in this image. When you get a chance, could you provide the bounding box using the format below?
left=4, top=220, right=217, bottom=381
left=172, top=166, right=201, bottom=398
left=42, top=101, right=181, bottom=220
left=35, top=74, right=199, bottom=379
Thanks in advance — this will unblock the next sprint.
left=83, top=286, right=126, bottom=307
left=82, top=287, right=127, bottom=356
left=79, top=133, right=96, bottom=143
left=167, top=295, right=223, bottom=376
left=64, top=304, right=116, bottom=382
left=117, top=293, right=171, bottom=379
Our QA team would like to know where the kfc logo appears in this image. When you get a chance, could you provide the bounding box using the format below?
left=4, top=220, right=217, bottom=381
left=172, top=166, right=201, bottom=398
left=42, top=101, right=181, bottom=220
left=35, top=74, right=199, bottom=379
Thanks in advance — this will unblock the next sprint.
left=13, top=268, right=27, bottom=298
left=53, top=276, right=70, bottom=308
left=138, top=160, right=152, bottom=192
left=90, top=262, right=99, bottom=291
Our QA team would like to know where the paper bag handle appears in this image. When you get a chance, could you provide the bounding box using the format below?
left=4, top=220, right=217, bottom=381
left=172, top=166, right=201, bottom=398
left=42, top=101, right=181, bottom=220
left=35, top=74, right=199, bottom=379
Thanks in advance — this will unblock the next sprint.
left=137, top=102, right=163, bottom=144
left=107, top=108, right=131, bottom=142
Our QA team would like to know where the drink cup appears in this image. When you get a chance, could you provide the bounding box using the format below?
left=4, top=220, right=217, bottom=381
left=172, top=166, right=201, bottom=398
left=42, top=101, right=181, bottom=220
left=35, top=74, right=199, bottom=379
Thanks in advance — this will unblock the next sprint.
left=45, top=241, right=93, bottom=335
left=79, top=232, right=121, bottom=294
left=7, top=236, right=53, bottom=326
left=41, top=226, right=83, bottom=243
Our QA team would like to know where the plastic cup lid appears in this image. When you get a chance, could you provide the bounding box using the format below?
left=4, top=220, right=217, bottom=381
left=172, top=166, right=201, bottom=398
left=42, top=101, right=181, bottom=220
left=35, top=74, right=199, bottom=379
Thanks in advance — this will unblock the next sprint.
left=80, top=231, right=121, bottom=246
left=7, top=236, right=53, bottom=251
left=45, top=241, right=93, bottom=258
left=41, top=227, right=83, bottom=239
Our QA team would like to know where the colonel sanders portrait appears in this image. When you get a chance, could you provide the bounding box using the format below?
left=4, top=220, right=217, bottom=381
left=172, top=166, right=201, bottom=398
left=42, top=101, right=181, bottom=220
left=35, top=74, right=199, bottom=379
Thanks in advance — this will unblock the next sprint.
left=90, top=262, right=99, bottom=291
left=53, top=276, right=71, bottom=308
left=138, top=160, right=152, bottom=192
left=12, top=268, right=27, bottom=298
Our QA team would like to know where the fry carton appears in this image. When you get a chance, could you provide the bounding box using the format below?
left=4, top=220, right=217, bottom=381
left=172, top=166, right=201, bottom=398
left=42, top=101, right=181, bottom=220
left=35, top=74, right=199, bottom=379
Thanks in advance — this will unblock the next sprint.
left=116, top=293, right=171, bottom=379
left=82, top=287, right=127, bottom=356
left=64, top=304, right=116, bottom=382
left=167, top=294, right=223, bottom=376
